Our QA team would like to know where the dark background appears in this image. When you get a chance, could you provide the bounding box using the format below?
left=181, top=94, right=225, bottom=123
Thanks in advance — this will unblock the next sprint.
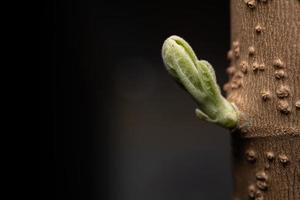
left=39, top=1, right=232, bottom=200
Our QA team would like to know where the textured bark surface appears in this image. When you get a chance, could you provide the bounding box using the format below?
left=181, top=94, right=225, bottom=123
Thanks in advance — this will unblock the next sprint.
left=227, top=0, right=300, bottom=199
left=231, top=135, right=300, bottom=200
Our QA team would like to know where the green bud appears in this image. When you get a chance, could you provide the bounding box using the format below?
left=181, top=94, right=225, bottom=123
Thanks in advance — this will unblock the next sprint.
left=162, top=35, right=239, bottom=128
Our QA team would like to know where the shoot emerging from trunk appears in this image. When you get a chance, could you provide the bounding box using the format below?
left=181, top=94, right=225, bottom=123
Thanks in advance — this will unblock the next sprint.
left=162, top=35, right=239, bottom=129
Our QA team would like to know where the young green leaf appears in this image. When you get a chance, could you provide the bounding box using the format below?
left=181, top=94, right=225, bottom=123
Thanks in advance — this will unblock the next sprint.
left=162, top=35, right=239, bottom=128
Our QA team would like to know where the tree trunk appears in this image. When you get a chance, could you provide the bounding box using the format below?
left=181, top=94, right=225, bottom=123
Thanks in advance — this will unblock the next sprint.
left=227, top=0, right=300, bottom=200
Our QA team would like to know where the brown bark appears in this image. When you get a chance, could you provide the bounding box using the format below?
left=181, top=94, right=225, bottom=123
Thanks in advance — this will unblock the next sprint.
left=226, top=0, right=300, bottom=199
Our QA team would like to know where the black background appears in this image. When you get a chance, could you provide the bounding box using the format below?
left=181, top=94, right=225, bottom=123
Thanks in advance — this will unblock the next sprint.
left=39, top=1, right=232, bottom=200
